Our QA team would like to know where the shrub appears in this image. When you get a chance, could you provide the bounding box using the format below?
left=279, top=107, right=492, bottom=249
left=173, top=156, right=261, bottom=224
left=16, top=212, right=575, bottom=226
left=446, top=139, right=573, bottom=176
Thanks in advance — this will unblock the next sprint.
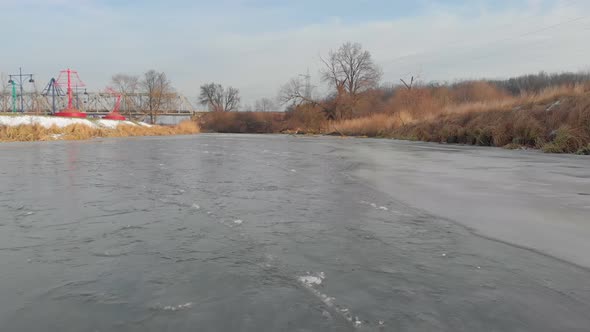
left=327, top=114, right=402, bottom=137
left=577, top=144, right=590, bottom=155
left=200, top=112, right=286, bottom=133
left=542, top=126, right=586, bottom=153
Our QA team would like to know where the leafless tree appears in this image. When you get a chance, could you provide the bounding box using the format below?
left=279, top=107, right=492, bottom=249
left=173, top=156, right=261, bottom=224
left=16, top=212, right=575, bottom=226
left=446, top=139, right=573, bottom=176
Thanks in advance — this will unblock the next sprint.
left=254, top=97, right=276, bottom=112
left=199, top=83, right=240, bottom=112
left=0, top=73, right=9, bottom=112
left=242, top=104, right=254, bottom=112
left=111, top=74, right=139, bottom=114
left=280, top=77, right=339, bottom=119
left=279, top=78, right=316, bottom=106
left=321, top=42, right=382, bottom=97
left=141, top=70, right=173, bottom=124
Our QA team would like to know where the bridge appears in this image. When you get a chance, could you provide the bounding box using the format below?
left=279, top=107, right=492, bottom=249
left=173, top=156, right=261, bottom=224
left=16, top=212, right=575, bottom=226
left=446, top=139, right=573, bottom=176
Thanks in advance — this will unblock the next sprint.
left=0, top=91, right=208, bottom=122
left=0, top=91, right=209, bottom=124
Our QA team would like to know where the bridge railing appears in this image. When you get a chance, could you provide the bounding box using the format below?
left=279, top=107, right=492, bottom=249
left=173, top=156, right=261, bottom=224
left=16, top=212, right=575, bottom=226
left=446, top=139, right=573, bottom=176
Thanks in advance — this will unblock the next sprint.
left=0, top=92, right=206, bottom=114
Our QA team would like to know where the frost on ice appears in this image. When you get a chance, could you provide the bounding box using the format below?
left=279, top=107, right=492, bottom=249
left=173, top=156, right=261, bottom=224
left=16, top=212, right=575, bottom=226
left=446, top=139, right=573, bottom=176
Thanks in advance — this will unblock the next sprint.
left=153, top=302, right=193, bottom=312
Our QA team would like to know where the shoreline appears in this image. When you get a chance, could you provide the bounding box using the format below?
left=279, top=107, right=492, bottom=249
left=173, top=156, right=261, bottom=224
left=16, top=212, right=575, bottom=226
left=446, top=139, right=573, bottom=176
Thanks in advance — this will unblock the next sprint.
left=0, top=115, right=199, bottom=142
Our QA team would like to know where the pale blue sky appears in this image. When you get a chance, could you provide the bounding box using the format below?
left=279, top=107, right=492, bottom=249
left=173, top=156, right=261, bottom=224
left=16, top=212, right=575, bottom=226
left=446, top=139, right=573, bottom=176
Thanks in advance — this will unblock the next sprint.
left=1, top=0, right=589, bottom=108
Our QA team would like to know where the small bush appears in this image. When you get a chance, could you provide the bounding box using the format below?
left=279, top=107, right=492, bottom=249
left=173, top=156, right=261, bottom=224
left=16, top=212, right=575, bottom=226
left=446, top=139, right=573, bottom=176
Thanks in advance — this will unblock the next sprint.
left=542, top=126, right=586, bottom=153
left=576, top=144, right=590, bottom=155
left=328, top=114, right=400, bottom=137
left=200, top=112, right=285, bottom=133
left=504, top=143, right=524, bottom=150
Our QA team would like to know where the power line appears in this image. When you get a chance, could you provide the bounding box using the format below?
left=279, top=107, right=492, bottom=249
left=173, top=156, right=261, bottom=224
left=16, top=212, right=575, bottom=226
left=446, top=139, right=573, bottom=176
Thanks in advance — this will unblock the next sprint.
left=381, top=3, right=588, bottom=71
left=442, top=15, right=590, bottom=67
left=299, top=68, right=312, bottom=99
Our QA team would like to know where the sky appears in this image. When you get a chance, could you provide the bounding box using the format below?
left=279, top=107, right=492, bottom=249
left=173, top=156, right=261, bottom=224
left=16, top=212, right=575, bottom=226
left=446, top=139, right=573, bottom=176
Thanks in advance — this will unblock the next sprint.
left=1, top=0, right=589, bottom=109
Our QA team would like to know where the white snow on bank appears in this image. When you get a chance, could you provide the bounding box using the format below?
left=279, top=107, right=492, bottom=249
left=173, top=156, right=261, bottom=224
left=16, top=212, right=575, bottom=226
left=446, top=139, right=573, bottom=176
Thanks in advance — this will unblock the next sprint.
left=0, top=115, right=149, bottom=129
left=0, top=115, right=96, bottom=128
left=95, top=119, right=137, bottom=129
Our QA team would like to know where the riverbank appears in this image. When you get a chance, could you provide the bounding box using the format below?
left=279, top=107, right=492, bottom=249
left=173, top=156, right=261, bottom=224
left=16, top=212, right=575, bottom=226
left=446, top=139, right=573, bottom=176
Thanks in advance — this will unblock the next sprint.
left=328, top=89, right=590, bottom=155
left=199, top=81, right=590, bottom=154
left=0, top=115, right=200, bottom=142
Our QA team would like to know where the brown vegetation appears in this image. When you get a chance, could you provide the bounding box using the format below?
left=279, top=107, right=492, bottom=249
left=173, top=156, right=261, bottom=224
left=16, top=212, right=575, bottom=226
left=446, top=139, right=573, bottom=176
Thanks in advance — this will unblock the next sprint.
left=328, top=83, right=590, bottom=154
left=199, top=111, right=286, bottom=133
left=200, top=74, right=590, bottom=154
left=0, top=120, right=200, bottom=142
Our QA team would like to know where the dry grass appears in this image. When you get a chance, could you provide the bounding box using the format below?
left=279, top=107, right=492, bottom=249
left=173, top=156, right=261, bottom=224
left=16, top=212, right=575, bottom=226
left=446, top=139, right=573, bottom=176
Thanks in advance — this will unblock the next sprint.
left=322, top=84, right=590, bottom=153
left=328, top=113, right=404, bottom=137
left=0, top=120, right=200, bottom=142
left=390, top=93, right=590, bottom=151
left=441, top=84, right=587, bottom=116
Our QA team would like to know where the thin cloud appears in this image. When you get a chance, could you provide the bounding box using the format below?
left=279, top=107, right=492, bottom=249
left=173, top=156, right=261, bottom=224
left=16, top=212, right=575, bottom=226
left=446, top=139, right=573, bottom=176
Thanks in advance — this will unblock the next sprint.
left=1, top=0, right=588, bottom=107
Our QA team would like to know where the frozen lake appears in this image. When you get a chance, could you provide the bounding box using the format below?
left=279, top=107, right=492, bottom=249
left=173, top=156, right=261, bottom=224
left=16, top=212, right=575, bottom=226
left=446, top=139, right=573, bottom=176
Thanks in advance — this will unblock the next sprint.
left=1, top=134, right=589, bottom=331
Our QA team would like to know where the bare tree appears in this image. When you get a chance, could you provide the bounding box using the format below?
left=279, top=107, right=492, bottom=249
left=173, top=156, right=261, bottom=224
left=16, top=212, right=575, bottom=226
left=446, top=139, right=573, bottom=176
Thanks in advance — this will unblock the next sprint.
left=199, top=83, right=240, bottom=112
left=199, top=83, right=223, bottom=112
left=242, top=104, right=254, bottom=112
left=223, top=87, right=240, bottom=112
left=111, top=74, right=139, bottom=115
left=280, top=77, right=339, bottom=119
left=0, top=73, right=9, bottom=112
left=254, top=97, right=276, bottom=112
left=141, top=70, right=173, bottom=124
left=279, top=78, right=316, bottom=106
left=321, top=42, right=382, bottom=97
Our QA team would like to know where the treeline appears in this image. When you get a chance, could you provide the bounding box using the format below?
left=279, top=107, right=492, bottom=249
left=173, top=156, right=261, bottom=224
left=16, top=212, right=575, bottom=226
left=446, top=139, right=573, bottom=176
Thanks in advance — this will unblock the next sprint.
left=486, top=71, right=590, bottom=95
left=198, top=42, right=590, bottom=153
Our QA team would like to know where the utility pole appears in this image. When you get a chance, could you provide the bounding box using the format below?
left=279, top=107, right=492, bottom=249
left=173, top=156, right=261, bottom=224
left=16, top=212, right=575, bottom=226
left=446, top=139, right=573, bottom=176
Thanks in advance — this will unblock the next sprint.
left=8, top=67, right=35, bottom=113
left=299, top=68, right=312, bottom=100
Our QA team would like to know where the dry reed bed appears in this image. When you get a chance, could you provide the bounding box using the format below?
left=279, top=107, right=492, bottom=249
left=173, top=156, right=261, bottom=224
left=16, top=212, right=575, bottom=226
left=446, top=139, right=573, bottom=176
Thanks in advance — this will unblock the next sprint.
left=0, top=120, right=200, bottom=142
left=328, top=85, right=590, bottom=154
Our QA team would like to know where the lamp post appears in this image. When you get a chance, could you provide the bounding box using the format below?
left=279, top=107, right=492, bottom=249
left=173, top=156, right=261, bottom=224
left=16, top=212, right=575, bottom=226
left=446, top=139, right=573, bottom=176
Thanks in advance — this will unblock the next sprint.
left=9, top=79, right=16, bottom=113
left=8, top=67, right=34, bottom=113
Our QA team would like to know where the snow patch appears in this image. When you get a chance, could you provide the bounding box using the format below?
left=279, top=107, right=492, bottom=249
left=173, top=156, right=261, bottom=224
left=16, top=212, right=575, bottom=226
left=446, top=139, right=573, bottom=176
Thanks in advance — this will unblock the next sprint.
left=153, top=302, right=193, bottom=312
left=0, top=115, right=97, bottom=128
left=298, top=272, right=325, bottom=287
left=0, top=115, right=147, bottom=130
left=353, top=317, right=362, bottom=327
left=96, top=119, right=120, bottom=129
left=361, top=201, right=391, bottom=213
left=95, top=119, right=137, bottom=129
left=298, top=272, right=364, bottom=328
